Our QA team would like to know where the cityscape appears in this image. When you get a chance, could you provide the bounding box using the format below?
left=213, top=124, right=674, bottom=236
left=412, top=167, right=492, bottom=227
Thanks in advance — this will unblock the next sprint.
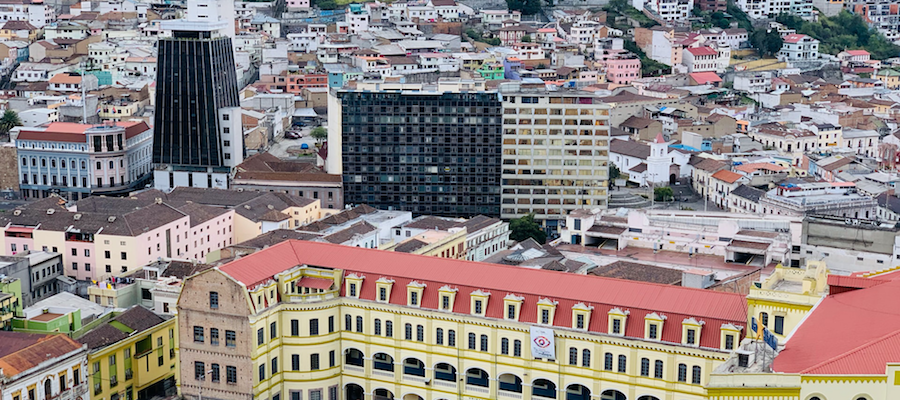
left=0, top=0, right=898, bottom=400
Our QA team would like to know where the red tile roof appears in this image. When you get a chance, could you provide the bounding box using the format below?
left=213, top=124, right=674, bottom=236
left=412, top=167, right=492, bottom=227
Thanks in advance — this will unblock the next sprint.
left=218, top=240, right=747, bottom=350
left=686, top=47, right=718, bottom=56
left=711, top=169, right=743, bottom=184
left=0, top=333, right=83, bottom=376
left=772, top=275, right=900, bottom=374
left=782, top=34, right=809, bottom=44
left=689, top=71, right=722, bottom=84
left=16, top=121, right=150, bottom=143
left=844, top=50, right=869, bottom=56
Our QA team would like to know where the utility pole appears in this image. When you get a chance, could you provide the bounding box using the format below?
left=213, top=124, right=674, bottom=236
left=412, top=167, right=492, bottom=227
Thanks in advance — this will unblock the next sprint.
left=80, top=61, right=88, bottom=124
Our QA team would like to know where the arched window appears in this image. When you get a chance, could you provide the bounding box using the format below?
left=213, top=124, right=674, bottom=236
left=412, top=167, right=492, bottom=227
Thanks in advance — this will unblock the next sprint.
left=603, top=353, right=613, bottom=371
left=468, top=332, right=476, bottom=349
left=385, top=320, right=393, bottom=337
left=374, top=319, right=381, bottom=335
left=44, top=379, right=52, bottom=400
left=513, top=339, right=522, bottom=357
left=568, top=347, right=577, bottom=365
left=501, top=338, right=509, bottom=355
left=436, top=328, right=444, bottom=345
left=582, top=349, right=591, bottom=367
left=405, top=323, right=412, bottom=340
left=677, top=363, right=687, bottom=382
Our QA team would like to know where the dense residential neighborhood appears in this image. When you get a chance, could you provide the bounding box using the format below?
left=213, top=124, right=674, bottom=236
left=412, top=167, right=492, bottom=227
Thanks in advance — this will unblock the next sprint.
left=0, top=0, right=899, bottom=400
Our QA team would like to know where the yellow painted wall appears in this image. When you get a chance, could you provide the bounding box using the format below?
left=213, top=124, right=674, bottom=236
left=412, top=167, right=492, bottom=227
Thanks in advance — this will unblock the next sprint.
left=89, top=317, right=178, bottom=400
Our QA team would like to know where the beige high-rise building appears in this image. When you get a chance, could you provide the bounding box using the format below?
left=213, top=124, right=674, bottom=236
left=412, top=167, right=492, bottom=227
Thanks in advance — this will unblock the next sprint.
left=499, top=82, right=611, bottom=234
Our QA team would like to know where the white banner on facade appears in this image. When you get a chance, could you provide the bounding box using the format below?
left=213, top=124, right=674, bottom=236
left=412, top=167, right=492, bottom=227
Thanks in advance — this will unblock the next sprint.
left=530, top=326, right=556, bottom=359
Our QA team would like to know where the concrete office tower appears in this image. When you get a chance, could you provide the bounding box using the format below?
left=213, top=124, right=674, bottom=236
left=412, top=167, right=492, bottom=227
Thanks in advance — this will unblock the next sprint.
left=327, top=79, right=502, bottom=217
left=499, top=81, right=610, bottom=234
left=152, top=0, right=242, bottom=191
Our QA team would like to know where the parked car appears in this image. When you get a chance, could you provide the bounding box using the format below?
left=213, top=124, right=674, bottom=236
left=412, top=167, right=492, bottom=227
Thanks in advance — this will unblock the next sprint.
left=285, top=131, right=302, bottom=139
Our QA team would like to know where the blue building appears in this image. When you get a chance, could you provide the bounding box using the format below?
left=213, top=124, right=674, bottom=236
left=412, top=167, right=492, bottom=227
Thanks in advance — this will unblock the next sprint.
left=14, top=121, right=153, bottom=200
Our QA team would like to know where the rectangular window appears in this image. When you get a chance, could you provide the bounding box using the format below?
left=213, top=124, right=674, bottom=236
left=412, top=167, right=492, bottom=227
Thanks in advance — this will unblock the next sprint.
left=541, top=309, right=549, bottom=324
left=345, top=315, right=351, bottom=331
left=507, top=304, right=516, bottom=319
left=226, top=366, right=237, bottom=384
left=386, top=321, right=393, bottom=337
left=379, top=287, right=386, bottom=301
left=355, top=316, right=363, bottom=333
left=310, top=354, right=320, bottom=370
left=442, top=295, right=450, bottom=310
left=328, top=316, right=334, bottom=333
left=291, top=319, right=299, bottom=336
left=258, top=364, right=265, bottom=382
left=210, top=292, right=218, bottom=309
left=193, top=326, right=204, bottom=343
left=349, top=283, right=356, bottom=296
left=226, top=330, right=236, bottom=347
left=309, top=319, right=319, bottom=336
left=292, top=354, right=300, bottom=371
left=270, top=322, right=277, bottom=339
left=410, top=291, right=418, bottom=306
left=725, top=334, right=734, bottom=350
left=474, top=300, right=482, bottom=314
left=654, top=360, right=664, bottom=379
left=774, top=316, right=784, bottom=334
left=576, top=314, right=585, bottom=329
left=257, top=328, right=264, bottom=345
left=640, top=358, right=649, bottom=376
left=195, top=362, right=205, bottom=380
left=271, top=357, right=278, bottom=374
left=686, top=329, right=696, bottom=345
left=692, top=366, right=702, bottom=384
left=210, top=328, right=219, bottom=345
left=649, top=324, right=658, bottom=339
left=211, top=364, right=220, bottom=382
left=329, top=350, right=335, bottom=367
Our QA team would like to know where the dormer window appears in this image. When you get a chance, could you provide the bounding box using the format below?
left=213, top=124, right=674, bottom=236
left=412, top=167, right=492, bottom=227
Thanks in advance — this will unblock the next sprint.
left=645, top=312, right=666, bottom=341
left=537, top=298, right=557, bottom=325
left=470, top=289, right=490, bottom=316
left=438, top=285, right=458, bottom=312
left=608, top=308, right=629, bottom=336
left=681, top=318, right=704, bottom=346
left=407, top=281, right=426, bottom=307
left=503, top=294, right=524, bottom=321
left=720, top=323, right=743, bottom=351
left=375, top=277, right=394, bottom=303
left=344, top=273, right=364, bottom=299
left=572, top=303, right=593, bottom=330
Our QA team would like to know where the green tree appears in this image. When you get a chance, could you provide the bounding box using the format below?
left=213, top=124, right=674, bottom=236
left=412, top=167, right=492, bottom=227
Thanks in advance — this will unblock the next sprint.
left=506, top=0, right=542, bottom=15
left=654, top=186, right=674, bottom=202
left=521, top=35, right=532, bottom=43
left=750, top=29, right=783, bottom=56
left=310, top=126, right=328, bottom=143
left=609, top=164, right=620, bottom=180
left=0, top=110, right=22, bottom=135
left=509, top=213, right=547, bottom=244
left=776, top=10, right=900, bottom=59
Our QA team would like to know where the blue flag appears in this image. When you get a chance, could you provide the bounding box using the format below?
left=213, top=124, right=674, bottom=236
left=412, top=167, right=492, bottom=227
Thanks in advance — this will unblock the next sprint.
left=751, top=317, right=779, bottom=351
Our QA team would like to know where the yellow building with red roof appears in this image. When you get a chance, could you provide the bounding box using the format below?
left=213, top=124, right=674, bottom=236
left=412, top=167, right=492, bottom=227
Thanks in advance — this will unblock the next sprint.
left=176, top=240, right=748, bottom=400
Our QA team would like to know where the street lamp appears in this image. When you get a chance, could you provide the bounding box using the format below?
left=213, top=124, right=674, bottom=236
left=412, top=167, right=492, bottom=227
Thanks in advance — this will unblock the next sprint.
left=198, top=369, right=214, bottom=400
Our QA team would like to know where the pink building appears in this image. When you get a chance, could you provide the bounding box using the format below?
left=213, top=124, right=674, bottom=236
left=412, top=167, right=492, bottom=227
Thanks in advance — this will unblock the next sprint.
left=604, top=57, right=641, bottom=84
left=0, top=192, right=237, bottom=282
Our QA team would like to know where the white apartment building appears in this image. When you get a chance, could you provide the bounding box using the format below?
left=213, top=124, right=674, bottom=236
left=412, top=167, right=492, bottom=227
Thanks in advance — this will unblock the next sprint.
left=287, top=24, right=326, bottom=52
left=778, top=34, right=819, bottom=61
left=738, top=0, right=812, bottom=18
left=0, top=0, right=54, bottom=27
left=648, top=0, right=693, bottom=22
left=734, top=71, right=773, bottom=93
left=683, top=46, right=718, bottom=72
left=499, top=82, right=610, bottom=233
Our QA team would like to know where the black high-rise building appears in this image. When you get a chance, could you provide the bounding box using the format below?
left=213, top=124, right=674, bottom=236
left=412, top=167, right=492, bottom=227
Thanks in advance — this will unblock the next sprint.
left=152, top=32, right=240, bottom=167
left=333, top=83, right=502, bottom=217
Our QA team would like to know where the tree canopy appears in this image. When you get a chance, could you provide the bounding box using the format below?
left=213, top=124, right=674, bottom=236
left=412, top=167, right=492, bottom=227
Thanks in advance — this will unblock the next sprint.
left=777, top=11, right=900, bottom=60
left=506, top=0, right=542, bottom=16
left=509, top=213, right=547, bottom=244
left=750, top=29, right=784, bottom=56
left=0, top=110, right=22, bottom=135
left=310, top=126, right=328, bottom=143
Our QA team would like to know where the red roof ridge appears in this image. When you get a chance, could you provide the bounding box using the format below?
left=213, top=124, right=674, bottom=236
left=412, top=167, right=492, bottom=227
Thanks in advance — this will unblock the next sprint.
left=798, top=328, right=900, bottom=374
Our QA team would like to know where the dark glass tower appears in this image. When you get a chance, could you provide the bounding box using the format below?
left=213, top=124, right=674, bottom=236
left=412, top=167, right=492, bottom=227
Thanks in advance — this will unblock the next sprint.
left=152, top=32, right=240, bottom=167
left=337, top=89, right=502, bottom=217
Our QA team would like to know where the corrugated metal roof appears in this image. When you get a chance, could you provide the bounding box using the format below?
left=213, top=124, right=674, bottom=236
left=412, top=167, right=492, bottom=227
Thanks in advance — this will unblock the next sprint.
left=218, top=240, right=747, bottom=349
left=773, top=277, right=900, bottom=374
